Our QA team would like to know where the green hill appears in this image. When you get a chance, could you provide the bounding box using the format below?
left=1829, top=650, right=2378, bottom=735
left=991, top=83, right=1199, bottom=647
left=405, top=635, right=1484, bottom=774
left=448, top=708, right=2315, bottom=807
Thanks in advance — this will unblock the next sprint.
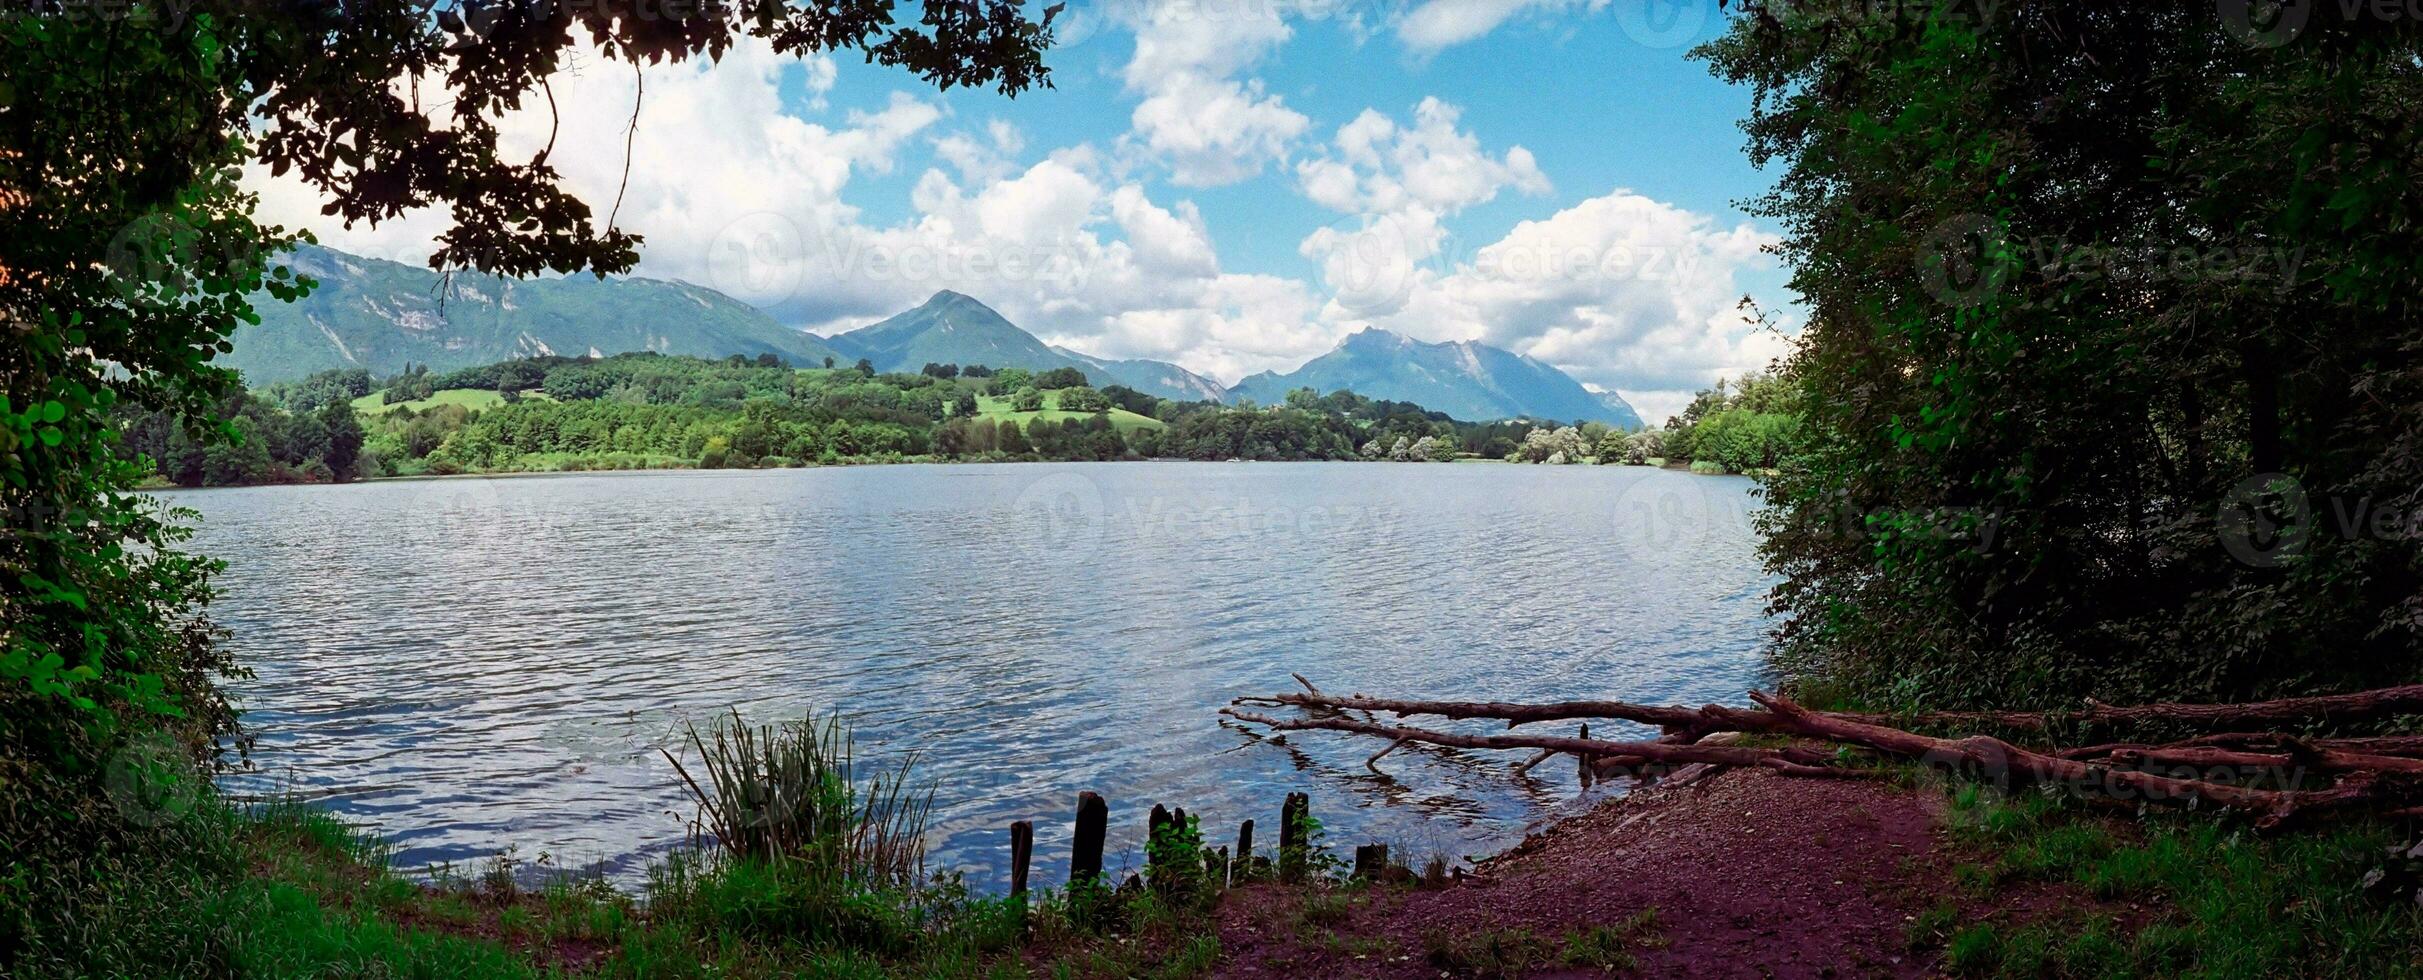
left=972, top=390, right=1165, bottom=433
left=225, top=244, right=843, bottom=385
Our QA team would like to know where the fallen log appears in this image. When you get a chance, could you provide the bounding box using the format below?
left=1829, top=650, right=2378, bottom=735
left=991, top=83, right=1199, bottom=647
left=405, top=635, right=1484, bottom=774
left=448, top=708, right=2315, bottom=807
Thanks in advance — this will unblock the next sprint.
left=1218, top=708, right=1835, bottom=771
left=1228, top=681, right=2423, bottom=830
left=2103, top=744, right=2423, bottom=777
left=1230, top=690, right=1769, bottom=735
left=1724, top=694, right=2407, bottom=830
left=1245, top=682, right=2423, bottom=742
left=1876, top=685, right=2423, bottom=734
left=2062, top=732, right=2423, bottom=762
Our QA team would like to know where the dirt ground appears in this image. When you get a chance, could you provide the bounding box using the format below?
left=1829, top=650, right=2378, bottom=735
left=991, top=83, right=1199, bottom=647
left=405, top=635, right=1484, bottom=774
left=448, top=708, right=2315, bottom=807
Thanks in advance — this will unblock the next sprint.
left=1213, top=767, right=2032, bottom=978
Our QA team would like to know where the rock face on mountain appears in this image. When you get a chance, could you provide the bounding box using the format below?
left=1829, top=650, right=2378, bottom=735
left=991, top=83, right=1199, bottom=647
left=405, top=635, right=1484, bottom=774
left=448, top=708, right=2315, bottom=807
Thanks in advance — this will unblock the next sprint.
left=822, top=290, right=1226, bottom=402
left=225, top=245, right=844, bottom=384
left=1224, top=328, right=1643, bottom=427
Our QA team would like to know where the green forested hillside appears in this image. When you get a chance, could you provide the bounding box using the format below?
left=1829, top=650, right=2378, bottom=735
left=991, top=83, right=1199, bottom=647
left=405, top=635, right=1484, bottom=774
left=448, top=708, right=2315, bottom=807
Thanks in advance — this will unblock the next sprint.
left=224, top=245, right=843, bottom=383
left=119, top=354, right=1581, bottom=485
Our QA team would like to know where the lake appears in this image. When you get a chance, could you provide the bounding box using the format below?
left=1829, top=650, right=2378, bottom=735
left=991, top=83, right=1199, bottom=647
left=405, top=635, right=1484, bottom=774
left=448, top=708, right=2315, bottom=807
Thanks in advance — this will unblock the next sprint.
left=172, top=462, right=1772, bottom=889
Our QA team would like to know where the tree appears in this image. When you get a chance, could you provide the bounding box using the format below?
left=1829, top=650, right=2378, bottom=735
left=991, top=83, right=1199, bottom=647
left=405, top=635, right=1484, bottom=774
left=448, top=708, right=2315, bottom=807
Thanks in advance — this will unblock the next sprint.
left=1701, top=3, right=2423, bottom=708
left=319, top=401, right=366, bottom=481
left=953, top=391, right=980, bottom=417
left=4, top=0, right=1058, bottom=961
left=922, top=363, right=960, bottom=379
left=1034, top=366, right=1089, bottom=390
left=824, top=356, right=837, bottom=369
left=1012, top=387, right=1045, bottom=412
left=854, top=358, right=876, bottom=377
left=997, top=420, right=1031, bottom=455
left=992, top=367, right=1034, bottom=392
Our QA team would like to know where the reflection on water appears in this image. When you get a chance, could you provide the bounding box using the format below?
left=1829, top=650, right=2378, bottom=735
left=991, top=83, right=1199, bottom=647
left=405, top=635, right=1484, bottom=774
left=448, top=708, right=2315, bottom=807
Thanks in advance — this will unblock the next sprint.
left=174, top=461, right=1772, bottom=888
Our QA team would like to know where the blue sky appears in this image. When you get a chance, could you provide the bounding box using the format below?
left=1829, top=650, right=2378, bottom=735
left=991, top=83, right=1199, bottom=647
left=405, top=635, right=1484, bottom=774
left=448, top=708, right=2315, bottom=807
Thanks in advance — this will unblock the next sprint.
left=251, top=0, right=1793, bottom=421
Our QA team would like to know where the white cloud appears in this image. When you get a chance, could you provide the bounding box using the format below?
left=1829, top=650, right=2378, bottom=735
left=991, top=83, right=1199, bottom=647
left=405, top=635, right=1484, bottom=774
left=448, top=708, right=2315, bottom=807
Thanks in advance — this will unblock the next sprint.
left=238, top=20, right=1791, bottom=412
left=1116, top=0, right=1310, bottom=186
left=1394, top=0, right=1628, bottom=54
left=1358, top=190, right=1787, bottom=423
left=1294, top=97, right=1548, bottom=319
left=1296, top=98, right=1548, bottom=216
left=1129, top=75, right=1310, bottom=186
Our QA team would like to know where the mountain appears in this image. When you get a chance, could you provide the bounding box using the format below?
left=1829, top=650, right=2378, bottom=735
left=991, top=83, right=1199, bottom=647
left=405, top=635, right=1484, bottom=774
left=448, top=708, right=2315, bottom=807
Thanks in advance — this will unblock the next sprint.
left=224, top=244, right=844, bottom=384
left=1225, top=328, right=1643, bottom=428
left=823, top=290, right=1226, bottom=402
left=1050, top=346, right=1228, bottom=403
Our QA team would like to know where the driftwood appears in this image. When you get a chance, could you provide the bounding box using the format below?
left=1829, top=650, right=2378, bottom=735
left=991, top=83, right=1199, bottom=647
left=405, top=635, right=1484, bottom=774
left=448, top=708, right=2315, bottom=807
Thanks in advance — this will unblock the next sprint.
left=1226, top=680, right=2423, bottom=832
left=1219, top=708, right=1837, bottom=772
left=1243, top=684, right=2423, bottom=740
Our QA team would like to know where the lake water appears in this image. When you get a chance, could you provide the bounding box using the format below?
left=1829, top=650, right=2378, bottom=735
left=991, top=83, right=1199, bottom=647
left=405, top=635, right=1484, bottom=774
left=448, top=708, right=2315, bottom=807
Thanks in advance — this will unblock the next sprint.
left=172, top=462, right=1772, bottom=889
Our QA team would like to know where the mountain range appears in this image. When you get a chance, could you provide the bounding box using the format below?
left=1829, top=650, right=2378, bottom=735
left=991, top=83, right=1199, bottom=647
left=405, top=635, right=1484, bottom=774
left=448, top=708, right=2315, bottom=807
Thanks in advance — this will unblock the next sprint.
left=224, top=244, right=843, bottom=383
left=1226, top=328, right=1642, bottom=428
left=230, top=247, right=1639, bottom=425
left=817, top=290, right=1226, bottom=402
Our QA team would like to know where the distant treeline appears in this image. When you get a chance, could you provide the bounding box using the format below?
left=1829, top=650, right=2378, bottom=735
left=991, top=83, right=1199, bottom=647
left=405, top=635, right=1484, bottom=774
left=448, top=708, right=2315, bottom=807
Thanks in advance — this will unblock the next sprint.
left=116, top=352, right=1807, bottom=487
left=108, top=353, right=1558, bottom=485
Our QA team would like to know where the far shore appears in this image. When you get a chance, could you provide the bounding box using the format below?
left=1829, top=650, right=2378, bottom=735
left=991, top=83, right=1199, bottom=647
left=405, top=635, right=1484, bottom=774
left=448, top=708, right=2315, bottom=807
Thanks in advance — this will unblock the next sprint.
left=142, top=456, right=1762, bottom=493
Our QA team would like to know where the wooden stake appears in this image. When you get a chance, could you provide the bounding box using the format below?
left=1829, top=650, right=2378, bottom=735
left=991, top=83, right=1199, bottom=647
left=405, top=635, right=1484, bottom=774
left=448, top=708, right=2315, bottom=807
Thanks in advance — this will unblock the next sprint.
left=1279, top=792, right=1309, bottom=883
left=1578, top=723, right=1595, bottom=789
left=1009, top=820, right=1033, bottom=899
left=1233, top=818, right=1254, bottom=883
left=1071, top=791, right=1107, bottom=887
left=1353, top=843, right=1388, bottom=881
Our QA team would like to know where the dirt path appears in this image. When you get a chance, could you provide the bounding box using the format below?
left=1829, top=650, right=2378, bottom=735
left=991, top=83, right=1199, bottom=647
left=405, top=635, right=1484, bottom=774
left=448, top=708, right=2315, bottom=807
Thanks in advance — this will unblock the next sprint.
left=1214, top=768, right=1963, bottom=978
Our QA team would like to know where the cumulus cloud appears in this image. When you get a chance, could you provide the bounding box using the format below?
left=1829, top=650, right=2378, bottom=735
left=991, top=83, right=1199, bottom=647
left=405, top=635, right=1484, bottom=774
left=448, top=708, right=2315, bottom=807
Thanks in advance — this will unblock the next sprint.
left=1294, top=97, right=1548, bottom=319
left=1362, top=190, right=1788, bottom=422
left=1117, top=0, right=1309, bottom=186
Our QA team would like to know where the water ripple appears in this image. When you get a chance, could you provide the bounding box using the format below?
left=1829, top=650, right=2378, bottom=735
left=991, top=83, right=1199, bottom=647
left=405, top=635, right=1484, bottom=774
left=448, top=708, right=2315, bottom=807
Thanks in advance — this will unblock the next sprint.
left=178, top=462, right=1774, bottom=888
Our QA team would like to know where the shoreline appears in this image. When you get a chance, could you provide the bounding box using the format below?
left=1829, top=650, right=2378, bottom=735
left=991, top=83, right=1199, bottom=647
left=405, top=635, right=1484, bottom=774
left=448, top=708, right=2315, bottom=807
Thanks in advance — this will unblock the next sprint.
left=142, top=456, right=1760, bottom=494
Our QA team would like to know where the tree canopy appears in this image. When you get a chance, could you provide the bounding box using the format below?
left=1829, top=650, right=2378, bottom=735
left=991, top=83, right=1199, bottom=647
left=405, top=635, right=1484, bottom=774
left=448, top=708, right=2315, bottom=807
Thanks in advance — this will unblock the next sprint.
left=1701, top=2, right=2423, bottom=708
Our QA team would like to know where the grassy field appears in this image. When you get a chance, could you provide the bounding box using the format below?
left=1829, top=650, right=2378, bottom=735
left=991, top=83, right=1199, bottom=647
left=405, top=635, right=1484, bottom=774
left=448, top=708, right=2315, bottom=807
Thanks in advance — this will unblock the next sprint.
left=973, top=392, right=1165, bottom=433
left=352, top=388, right=554, bottom=414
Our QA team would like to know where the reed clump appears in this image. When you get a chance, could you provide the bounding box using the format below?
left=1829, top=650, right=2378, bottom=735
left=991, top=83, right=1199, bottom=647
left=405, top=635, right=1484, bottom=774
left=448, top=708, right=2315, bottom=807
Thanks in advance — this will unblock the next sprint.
left=662, top=708, right=932, bottom=890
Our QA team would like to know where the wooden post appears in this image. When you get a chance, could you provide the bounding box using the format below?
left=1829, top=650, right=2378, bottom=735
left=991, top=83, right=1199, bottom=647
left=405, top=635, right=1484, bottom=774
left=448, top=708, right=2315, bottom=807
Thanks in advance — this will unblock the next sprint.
left=1233, top=819, right=1254, bottom=883
left=1353, top=843, right=1388, bottom=881
left=1146, top=804, right=1172, bottom=881
left=1009, top=820, right=1034, bottom=899
left=1071, top=792, right=1108, bottom=888
left=1578, top=723, right=1595, bottom=789
left=1279, top=792, right=1309, bottom=883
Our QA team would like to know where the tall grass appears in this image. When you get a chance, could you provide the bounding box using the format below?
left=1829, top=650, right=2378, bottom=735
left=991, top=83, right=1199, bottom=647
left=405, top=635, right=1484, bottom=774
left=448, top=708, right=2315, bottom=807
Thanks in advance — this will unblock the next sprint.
left=662, top=709, right=932, bottom=890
